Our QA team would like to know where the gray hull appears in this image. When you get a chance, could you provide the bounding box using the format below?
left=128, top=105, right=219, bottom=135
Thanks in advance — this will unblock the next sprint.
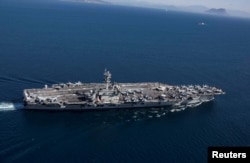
left=24, top=102, right=173, bottom=111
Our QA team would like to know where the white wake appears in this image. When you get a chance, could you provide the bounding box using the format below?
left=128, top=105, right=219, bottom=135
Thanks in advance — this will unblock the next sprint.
left=0, top=102, right=24, bottom=111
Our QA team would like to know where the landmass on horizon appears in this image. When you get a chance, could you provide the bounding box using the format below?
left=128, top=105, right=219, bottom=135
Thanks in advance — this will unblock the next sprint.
left=61, top=0, right=249, bottom=18
left=61, top=0, right=109, bottom=4
left=206, top=8, right=227, bottom=15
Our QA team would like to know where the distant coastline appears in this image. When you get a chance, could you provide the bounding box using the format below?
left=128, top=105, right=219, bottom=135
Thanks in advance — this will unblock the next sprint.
left=60, top=0, right=250, bottom=18
left=206, top=8, right=227, bottom=15
left=61, top=0, right=109, bottom=5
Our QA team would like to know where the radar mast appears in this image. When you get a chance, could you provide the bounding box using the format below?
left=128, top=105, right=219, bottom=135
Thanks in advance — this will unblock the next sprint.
left=104, top=69, right=111, bottom=90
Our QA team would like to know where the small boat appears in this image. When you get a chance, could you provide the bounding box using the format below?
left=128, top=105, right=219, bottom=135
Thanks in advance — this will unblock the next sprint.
left=200, top=95, right=214, bottom=102
left=198, top=22, right=206, bottom=26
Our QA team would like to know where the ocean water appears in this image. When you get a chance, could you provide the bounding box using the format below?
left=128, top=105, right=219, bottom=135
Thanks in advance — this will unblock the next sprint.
left=0, top=1, right=250, bottom=162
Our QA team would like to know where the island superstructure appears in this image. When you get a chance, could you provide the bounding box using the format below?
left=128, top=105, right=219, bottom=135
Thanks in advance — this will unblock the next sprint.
left=23, top=69, right=225, bottom=110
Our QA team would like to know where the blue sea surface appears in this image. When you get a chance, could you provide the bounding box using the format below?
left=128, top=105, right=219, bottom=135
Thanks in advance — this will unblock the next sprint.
left=0, top=1, right=250, bottom=162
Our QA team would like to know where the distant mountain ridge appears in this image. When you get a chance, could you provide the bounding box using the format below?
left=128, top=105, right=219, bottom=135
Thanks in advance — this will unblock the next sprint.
left=62, top=0, right=109, bottom=4
left=206, top=8, right=227, bottom=15
left=61, top=0, right=250, bottom=18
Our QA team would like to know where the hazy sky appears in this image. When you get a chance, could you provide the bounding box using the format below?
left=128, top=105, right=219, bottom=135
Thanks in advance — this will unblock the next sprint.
left=107, top=0, right=250, bottom=13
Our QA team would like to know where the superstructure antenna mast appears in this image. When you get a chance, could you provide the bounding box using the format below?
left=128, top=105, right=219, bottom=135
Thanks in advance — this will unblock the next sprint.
left=104, top=69, right=111, bottom=90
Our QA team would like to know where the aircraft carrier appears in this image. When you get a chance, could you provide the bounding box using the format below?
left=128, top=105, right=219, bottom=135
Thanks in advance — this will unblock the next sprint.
left=23, top=69, right=225, bottom=110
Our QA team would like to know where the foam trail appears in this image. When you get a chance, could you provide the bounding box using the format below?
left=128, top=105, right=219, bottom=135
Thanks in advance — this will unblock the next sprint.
left=0, top=102, right=24, bottom=111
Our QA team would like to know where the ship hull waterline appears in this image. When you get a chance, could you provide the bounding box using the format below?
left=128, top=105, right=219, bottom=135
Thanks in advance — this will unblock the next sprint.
left=23, top=102, right=174, bottom=111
